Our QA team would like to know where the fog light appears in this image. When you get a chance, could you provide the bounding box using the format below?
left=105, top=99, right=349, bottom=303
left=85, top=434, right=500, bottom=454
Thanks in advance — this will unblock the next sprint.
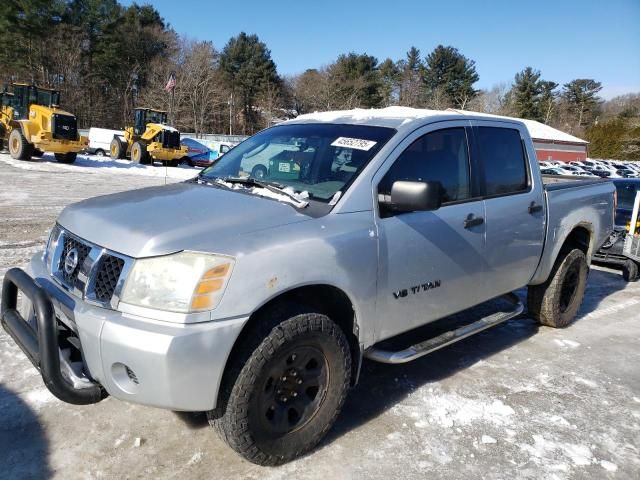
left=111, top=362, right=140, bottom=393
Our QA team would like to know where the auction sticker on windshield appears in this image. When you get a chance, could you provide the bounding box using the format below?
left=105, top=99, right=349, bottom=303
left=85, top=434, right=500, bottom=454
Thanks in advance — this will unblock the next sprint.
left=331, top=137, right=377, bottom=151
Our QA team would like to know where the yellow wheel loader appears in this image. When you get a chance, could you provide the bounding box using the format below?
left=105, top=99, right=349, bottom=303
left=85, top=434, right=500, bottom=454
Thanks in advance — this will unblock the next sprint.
left=1, top=83, right=88, bottom=163
left=110, top=107, right=188, bottom=166
left=0, top=90, right=15, bottom=151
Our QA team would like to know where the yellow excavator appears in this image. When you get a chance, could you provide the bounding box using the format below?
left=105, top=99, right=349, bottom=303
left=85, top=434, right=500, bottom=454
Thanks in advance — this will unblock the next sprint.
left=0, top=83, right=88, bottom=163
left=110, top=107, right=187, bottom=165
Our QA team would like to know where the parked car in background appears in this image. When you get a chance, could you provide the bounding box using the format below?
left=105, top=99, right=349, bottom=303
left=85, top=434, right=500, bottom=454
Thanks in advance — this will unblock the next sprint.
left=541, top=167, right=572, bottom=176
left=87, top=128, right=125, bottom=156
left=180, top=138, right=235, bottom=167
left=615, top=166, right=639, bottom=178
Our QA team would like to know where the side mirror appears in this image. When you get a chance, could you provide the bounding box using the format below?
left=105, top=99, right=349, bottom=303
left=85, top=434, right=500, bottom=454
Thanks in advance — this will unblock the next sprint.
left=387, top=180, right=443, bottom=212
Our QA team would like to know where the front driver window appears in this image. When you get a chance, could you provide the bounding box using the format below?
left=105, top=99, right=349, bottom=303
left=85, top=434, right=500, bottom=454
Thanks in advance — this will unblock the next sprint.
left=378, top=127, right=471, bottom=204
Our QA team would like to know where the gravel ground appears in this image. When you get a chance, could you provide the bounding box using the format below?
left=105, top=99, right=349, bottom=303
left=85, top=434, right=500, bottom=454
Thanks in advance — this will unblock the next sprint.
left=0, top=153, right=639, bottom=479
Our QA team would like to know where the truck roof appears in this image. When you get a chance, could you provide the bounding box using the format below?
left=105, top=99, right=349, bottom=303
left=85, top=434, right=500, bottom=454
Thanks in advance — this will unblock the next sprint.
left=286, top=106, right=526, bottom=132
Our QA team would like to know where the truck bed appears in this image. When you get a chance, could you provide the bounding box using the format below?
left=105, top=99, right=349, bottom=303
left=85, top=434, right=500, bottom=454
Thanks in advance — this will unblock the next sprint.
left=541, top=174, right=610, bottom=190
left=530, top=175, right=615, bottom=285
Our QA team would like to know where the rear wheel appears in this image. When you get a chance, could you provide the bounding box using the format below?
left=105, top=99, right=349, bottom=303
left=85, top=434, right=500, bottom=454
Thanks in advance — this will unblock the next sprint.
left=528, top=249, right=588, bottom=328
left=110, top=137, right=126, bottom=159
left=180, top=157, right=194, bottom=167
left=131, top=141, right=149, bottom=164
left=209, top=307, right=351, bottom=465
left=622, top=260, right=639, bottom=282
left=8, top=128, right=33, bottom=160
left=54, top=152, right=77, bottom=164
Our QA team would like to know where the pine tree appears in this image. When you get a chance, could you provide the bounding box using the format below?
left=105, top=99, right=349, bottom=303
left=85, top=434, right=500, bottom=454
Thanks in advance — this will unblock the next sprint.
left=397, top=46, right=423, bottom=107
left=423, top=45, right=479, bottom=109
left=219, top=32, right=281, bottom=134
left=327, top=53, right=383, bottom=109
left=538, top=80, right=559, bottom=124
left=512, top=67, right=543, bottom=120
left=379, top=58, right=399, bottom=106
left=562, top=79, right=603, bottom=128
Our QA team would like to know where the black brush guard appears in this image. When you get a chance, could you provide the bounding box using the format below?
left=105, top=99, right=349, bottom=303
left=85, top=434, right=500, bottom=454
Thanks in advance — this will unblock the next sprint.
left=1, top=268, right=106, bottom=405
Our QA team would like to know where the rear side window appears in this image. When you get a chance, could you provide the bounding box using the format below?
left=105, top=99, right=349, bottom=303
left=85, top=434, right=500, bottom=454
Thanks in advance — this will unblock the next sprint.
left=477, top=127, right=528, bottom=196
left=378, top=128, right=471, bottom=203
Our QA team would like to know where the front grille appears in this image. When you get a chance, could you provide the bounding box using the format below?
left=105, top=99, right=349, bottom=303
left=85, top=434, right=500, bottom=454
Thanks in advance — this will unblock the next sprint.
left=50, top=229, right=130, bottom=308
left=94, top=255, right=125, bottom=303
left=161, top=130, right=180, bottom=149
left=52, top=114, right=79, bottom=141
left=58, top=235, right=91, bottom=286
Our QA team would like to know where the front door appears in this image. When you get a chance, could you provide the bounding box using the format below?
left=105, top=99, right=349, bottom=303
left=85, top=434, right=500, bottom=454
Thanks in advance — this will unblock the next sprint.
left=374, top=123, right=490, bottom=340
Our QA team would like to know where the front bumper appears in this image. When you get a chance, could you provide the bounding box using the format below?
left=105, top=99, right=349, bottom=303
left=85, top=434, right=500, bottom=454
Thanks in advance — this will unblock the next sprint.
left=1, top=254, right=248, bottom=411
left=147, top=143, right=189, bottom=162
left=1, top=268, right=105, bottom=405
left=30, top=134, right=89, bottom=154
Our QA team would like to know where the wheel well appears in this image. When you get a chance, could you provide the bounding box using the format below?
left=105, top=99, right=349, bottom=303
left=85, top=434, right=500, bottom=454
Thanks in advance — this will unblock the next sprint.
left=560, top=226, right=591, bottom=257
left=216, top=285, right=361, bottom=410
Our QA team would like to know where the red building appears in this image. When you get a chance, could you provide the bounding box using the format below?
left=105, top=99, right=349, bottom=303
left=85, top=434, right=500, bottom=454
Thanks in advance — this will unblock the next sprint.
left=520, top=118, right=588, bottom=162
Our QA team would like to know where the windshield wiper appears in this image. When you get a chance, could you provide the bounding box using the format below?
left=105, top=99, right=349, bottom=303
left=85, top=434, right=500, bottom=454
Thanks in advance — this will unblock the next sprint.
left=223, top=177, right=309, bottom=208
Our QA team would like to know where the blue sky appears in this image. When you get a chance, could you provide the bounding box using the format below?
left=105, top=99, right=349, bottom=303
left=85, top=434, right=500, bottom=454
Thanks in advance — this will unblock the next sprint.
left=127, top=0, right=640, bottom=99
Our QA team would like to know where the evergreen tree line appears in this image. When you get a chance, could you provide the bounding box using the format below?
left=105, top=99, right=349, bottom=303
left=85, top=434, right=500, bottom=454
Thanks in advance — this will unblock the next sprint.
left=1, top=0, right=637, bottom=158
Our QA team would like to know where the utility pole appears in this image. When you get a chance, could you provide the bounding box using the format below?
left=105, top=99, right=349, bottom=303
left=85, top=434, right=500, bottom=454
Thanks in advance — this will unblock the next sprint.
left=229, top=93, right=233, bottom=135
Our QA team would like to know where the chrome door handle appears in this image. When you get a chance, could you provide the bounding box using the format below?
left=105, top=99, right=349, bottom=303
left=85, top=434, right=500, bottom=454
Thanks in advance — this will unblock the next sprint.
left=464, top=215, right=484, bottom=229
left=528, top=201, right=543, bottom=214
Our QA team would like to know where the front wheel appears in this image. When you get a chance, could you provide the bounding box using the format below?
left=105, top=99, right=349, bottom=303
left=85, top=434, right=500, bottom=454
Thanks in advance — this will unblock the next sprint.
left=528, top=249, right=588, bottom=328
left=131, top=141, right=149, bottom=164
left=209, top=309, right=351, bottom=465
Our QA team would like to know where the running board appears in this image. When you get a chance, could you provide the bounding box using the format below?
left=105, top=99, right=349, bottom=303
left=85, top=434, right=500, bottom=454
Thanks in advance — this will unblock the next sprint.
left=364, top=293, right=524, bottom=364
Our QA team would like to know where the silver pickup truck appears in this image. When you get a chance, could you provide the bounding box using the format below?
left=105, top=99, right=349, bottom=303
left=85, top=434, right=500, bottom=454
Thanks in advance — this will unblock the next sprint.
left=2, top=108, right=614, bottom=465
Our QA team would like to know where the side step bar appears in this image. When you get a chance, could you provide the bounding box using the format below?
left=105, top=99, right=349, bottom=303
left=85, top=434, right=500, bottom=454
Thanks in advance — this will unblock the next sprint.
left=365, top=293, right=524, bottom=364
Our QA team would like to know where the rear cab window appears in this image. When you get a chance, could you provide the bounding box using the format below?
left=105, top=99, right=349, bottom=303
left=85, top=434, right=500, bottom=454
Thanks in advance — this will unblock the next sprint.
left=475, top=126, right=529, bottom=197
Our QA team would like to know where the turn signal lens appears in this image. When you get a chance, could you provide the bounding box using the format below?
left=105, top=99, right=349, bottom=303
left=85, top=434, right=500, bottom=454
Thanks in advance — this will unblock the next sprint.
left=190, top=263, right=233, bottom=311
left=196, top=278, right=223, bottom=294
left=203, top=264, right=230, bottom=279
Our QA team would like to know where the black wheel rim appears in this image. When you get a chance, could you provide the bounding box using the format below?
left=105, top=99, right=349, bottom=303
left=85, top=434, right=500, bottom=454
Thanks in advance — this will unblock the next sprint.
left=560, top=261, right=580, bottom=313
left=257, top=345, right=329, bottom=437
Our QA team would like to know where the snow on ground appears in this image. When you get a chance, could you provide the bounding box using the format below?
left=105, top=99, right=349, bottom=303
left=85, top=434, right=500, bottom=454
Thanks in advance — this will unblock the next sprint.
left=0, top=157, right=639, bottom=479
left=0, top=151, right=200, bottom=180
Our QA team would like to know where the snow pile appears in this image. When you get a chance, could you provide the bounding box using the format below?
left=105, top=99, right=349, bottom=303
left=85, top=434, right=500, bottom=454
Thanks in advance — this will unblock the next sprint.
left=0, top=152, right=198, bottom=180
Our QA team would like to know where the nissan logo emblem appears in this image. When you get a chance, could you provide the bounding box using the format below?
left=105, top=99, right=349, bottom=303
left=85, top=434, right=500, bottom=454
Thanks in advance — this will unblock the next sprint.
left=64, top=248, right=79, bottom=275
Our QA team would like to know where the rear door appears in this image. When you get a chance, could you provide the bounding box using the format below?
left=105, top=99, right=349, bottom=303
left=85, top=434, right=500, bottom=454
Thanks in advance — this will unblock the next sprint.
left=471, top=121, right=545, bottom=294
left=374, top=122, right=490, bottom=340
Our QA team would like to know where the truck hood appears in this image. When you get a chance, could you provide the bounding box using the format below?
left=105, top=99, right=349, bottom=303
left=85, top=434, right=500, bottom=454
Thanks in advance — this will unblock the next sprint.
left=57, top=182, right=313, bottom=258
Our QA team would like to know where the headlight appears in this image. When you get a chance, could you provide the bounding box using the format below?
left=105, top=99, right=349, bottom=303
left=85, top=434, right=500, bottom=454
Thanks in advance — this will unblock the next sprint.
left=120, top=252, right=234, bottom=313
left=44, top=224, right=62, bottom=267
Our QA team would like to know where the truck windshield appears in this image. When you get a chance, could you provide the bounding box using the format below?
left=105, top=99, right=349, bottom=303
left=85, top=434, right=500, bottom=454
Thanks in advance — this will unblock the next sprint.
left=199, top=123, right=395, bottom=202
